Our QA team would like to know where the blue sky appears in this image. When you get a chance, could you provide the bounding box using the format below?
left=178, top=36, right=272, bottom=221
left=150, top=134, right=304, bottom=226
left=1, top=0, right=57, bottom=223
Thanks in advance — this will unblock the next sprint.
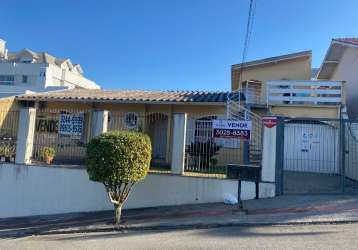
left=1, top=0, right=358, bottom=91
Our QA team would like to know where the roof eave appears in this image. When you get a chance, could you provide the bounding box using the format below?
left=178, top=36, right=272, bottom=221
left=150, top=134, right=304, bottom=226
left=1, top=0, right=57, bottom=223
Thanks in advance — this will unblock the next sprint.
left=231, top=51, right=312, bottom=70
left=15, top=97, right=227, bottom=106
left=316, top=40, right=349, bottom=80
left=332, top=39, right=358, bottom=49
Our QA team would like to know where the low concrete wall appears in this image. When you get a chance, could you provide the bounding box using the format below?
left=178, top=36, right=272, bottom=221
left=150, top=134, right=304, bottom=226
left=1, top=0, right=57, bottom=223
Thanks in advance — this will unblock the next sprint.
left=0, top=164, right=275, bottom=218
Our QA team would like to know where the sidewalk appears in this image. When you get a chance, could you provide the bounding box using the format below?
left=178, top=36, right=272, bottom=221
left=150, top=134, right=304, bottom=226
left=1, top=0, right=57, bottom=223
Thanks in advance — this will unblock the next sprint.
left=1, top=195, right=358, bottom=238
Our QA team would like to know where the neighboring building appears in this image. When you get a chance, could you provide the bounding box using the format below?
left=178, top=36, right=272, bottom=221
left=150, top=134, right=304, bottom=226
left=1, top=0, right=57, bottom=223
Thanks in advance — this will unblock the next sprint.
left=231, top=50, right=312, bottom=102
left=230, top=49, right=348, bottom=192
left=0, top=39, right=99, bottom=98
left=229, top=50, right=343, bottom=119
left=316, top=38, right=358, bottom=119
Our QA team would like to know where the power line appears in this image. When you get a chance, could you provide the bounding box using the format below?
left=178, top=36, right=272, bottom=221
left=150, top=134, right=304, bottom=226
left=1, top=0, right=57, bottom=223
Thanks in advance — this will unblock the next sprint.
left=237, top=0, right=256, bottom=90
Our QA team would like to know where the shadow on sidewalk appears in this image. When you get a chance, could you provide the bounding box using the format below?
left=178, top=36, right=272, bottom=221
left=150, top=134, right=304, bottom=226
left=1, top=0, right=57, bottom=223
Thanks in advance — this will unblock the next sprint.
left=1, top=195, right=358, bottom=239
left=43, top=225, right=334, bottom=242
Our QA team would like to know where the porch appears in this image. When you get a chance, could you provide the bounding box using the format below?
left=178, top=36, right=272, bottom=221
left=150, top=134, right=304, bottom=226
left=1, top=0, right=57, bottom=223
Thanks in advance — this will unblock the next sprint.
left=0, top=89, right=254, bottom=178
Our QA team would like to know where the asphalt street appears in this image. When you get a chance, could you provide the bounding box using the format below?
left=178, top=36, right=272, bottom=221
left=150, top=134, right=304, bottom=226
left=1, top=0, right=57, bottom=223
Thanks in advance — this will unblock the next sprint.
left=1, top=223, right=358, bottom=250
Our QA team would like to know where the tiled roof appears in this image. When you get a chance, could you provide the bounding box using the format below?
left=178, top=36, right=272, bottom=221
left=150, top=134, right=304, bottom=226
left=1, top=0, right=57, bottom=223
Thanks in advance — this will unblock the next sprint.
left=232, top=50, right=311, bottom=69
left=333, top=38, right=358, bottom=46
left=16, top=89, right=242, bottom=104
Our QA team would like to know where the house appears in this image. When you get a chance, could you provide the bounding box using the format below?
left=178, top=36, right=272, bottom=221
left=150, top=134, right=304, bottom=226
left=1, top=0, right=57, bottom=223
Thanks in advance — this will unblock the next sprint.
left=230, top=50, right=346, bottom=191
left=0, top=87, right=280, bottom=218
left=316, top=38, right=358, bottom=119
left=13, top=88, right=247, bottom=168
left=0, top=39, right=99, bottom=98
left=230, top=50, right=344, bottom=119
left=231, top=50, right=312, bottom=94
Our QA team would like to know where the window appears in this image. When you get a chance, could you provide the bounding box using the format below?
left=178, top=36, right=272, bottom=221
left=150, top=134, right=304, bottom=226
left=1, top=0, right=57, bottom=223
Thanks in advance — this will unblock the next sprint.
left=194, top=116, right=217, bottom=142
left=0, top=75, right=15, bottom=85
left=22, top=75, right=28, bottom=83
left=124, top=112, right=138, bottom=129
left=20, top=57, right=33, bottom=63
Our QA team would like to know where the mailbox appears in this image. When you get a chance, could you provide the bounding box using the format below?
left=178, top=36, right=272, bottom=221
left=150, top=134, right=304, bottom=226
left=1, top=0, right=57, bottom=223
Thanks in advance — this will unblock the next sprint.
left=227, top=164, right=261, bottom=182
left=227, top=164, right=262, bottom=201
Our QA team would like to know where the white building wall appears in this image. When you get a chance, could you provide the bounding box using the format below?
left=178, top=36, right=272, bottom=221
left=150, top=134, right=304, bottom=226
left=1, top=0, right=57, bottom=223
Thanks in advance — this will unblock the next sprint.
left=0, top=63, right=47, bottom=96
left=63, top=67, right=99, bottom=89
left=0, top=62, right=45, bottom=87
left=0, top=39, right=6, bottom=57
left=46, top=64, right=99, bottom=89
left=330, top=46, right=358, bottom=119
left=0, top=60, right=99, bottom=98
left=0, top=164, right=275, bottom=218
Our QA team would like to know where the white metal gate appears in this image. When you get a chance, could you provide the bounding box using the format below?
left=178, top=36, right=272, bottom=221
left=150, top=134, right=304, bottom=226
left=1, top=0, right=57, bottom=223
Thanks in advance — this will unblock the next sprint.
left=284, top=121, right=339, bottom=174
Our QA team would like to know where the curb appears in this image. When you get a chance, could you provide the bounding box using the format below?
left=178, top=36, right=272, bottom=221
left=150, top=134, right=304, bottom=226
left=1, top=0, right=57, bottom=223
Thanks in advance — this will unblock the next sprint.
left=4, top=219, right=358, bottom=238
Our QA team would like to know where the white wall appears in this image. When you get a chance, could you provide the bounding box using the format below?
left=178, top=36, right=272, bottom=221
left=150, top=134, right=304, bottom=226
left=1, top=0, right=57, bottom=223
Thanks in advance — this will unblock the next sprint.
left=47, top=64, right=99, bottom=89
left=331, top=46, right=358, bottom=119
left=0, top=62, right=99, bottom=98
left=0, top=164, right=275, bottom=218
left=0, top=62, right=45, bottom=88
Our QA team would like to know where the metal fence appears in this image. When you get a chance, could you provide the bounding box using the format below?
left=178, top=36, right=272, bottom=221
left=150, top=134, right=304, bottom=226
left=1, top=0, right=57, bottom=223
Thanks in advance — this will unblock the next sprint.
left=282, top=118, right=358, bottom=194
left=185, top=116, right=232, bottom=178
left=109, top=111, right=171, bottom=171
left=184, top=111, right=263, bottom=178
left=226, top=104, right=263, bottom=166
left=0, top=110, right=19, bottom=163
left=343, top=120, right=358, bottom=192
left=32, top=109, right=91, bottom=165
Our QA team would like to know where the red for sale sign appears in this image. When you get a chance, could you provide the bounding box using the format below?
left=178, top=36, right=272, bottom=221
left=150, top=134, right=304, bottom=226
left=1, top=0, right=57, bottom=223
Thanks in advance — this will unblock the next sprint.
left=263, top=117, right=277, bottom=128
left=212, top=120, right=251, bottom=141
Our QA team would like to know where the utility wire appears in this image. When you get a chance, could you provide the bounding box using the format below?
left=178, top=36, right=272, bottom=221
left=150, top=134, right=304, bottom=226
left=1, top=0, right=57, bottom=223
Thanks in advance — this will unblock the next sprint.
left=237, top=0, right=256, bottom=90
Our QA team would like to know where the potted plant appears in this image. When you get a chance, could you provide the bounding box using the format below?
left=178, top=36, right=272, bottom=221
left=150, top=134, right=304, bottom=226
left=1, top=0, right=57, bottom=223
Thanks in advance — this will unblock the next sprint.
left=9, top=144, right=16, bottom=162
left=41, top=147, right=56, bottom=164
left=0, top=144, right=5, bottom=162
left=4, top=145, right=12, bottom=162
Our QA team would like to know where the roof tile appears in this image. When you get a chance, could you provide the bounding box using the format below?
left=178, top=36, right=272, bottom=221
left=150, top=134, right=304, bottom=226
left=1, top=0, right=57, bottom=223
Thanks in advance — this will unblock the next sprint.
left=16, top=88, right=242, bottom=104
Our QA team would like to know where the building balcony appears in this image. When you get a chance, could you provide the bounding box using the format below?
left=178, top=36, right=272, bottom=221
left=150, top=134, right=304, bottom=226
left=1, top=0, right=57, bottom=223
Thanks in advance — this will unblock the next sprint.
left=238, top=80, right=345, bottom=107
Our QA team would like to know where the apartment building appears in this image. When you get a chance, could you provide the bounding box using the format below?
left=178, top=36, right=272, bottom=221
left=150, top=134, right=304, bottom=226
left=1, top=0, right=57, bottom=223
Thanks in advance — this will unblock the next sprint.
left=0, top=39, right=99, bottom=98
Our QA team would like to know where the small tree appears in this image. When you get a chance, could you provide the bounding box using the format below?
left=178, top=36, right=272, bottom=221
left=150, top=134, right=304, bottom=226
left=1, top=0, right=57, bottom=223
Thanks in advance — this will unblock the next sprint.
left=86, top=131, right=152, bottom=224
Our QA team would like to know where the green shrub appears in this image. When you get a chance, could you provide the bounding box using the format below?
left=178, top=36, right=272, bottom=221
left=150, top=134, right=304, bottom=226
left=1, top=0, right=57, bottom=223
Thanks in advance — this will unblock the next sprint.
left=0, top=143, right=16, bottom=158
left=40, top=147, right=56, bottom=158
left=86, top=131, right=152, bottom=224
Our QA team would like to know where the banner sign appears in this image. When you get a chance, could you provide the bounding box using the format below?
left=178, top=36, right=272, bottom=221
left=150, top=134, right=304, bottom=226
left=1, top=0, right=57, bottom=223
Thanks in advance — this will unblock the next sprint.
left=36, top=118, right=58, bottom=133
left=263, top=117, right=277, bottom=128
left=59, top=113, right=84, bottom=136
left=212, top=119, right=251, bottom=140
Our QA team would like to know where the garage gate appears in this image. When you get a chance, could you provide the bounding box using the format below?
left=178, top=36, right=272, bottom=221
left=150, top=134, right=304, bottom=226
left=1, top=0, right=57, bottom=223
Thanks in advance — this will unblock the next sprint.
left=282, top=118, right=358, bottom=194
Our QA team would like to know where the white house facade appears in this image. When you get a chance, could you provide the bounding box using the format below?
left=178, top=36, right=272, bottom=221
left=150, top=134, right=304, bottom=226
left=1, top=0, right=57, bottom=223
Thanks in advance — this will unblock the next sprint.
left=316, top=38, right=358, bottom=119
left=0, top=39, right=99, bottom=98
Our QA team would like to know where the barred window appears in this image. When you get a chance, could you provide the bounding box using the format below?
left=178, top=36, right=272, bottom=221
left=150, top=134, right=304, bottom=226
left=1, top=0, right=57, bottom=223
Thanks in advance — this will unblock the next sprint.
left=124, top=112, right=138, bottom=129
